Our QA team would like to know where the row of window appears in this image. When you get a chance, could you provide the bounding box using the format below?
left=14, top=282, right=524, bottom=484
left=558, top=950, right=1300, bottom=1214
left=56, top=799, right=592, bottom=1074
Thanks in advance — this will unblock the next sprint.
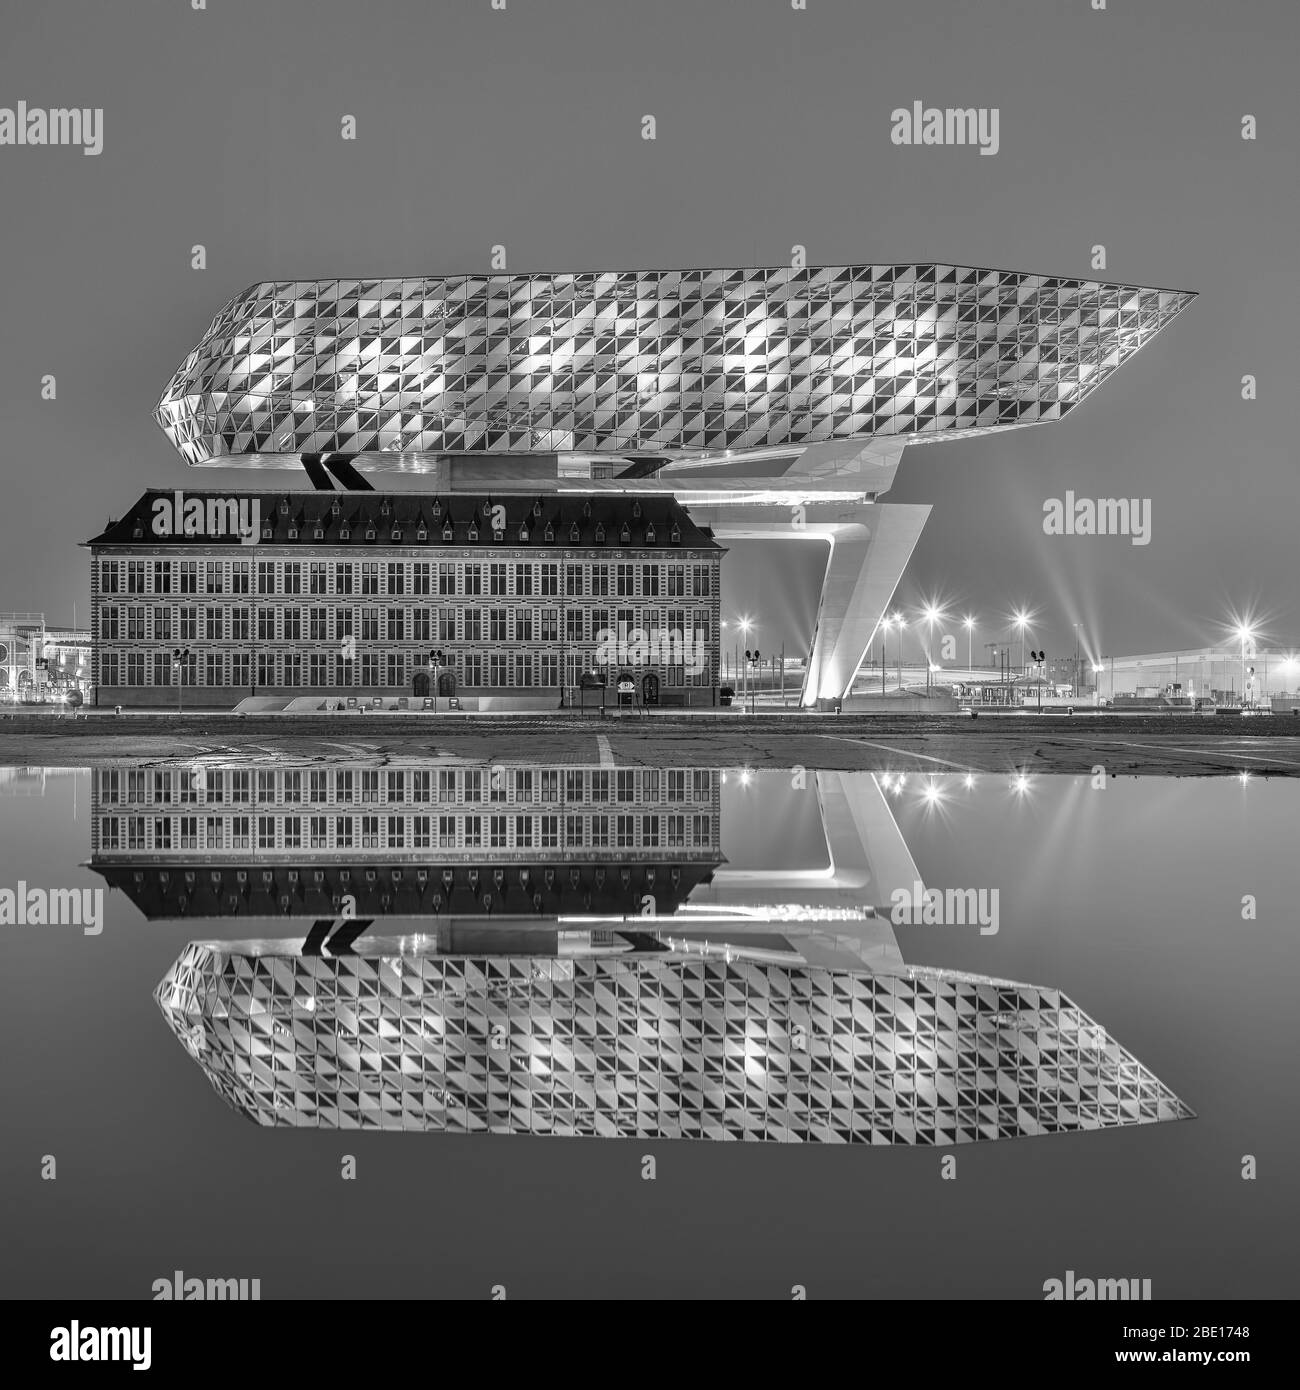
left=98, top=558, right=716, bottom=600
left=96, top=767, right=719, bottom=806
left=97, top=650, right=712, bottom=688
left=96, top=604, right=713, bottom=644
left=98, top=811, right=718, bottom=854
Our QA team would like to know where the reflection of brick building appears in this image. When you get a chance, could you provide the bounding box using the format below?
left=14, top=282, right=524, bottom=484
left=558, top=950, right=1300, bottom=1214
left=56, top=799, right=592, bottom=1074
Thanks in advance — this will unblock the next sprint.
left=91, top=763, right=723, bottom=920
left=86, top=491, right=721, bottom=709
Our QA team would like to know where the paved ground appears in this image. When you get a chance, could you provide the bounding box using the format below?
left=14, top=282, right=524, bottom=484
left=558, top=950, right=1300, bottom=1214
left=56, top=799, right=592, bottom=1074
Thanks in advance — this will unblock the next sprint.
left=2, top=710, right=1299, bottom=775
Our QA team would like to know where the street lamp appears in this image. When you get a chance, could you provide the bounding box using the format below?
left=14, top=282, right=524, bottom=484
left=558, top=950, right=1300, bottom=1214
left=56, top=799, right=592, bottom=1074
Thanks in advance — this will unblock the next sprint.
left=921, top=604, right=944, bottom=698
left=427, top=648, right=445, bottom=713
left=1013, top=611, right=1030, bottom=676
left=1235, top=623, right=1255, bottom=709
left=738, top=616, right=753, bottom=709
left=963, top=616, right=974, bottom=674
left=171, top=648, right=190, bottom=714
left=893, top=612, right=905, bottom=694
left=745, top=648, right=762, bottom=715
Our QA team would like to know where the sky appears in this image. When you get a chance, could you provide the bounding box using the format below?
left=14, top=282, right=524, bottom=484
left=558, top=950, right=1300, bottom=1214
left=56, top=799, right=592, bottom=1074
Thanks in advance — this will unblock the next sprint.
left=1, top=0, right=1296, bottom=663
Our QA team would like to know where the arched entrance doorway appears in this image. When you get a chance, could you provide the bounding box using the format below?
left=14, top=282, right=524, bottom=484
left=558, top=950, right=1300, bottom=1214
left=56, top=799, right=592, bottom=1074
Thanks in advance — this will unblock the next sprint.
left=437, top=669, right=456, bottom=697
left=616, top=672, right=636, bottom=707
left=412, top=670, right=430, bottom=697
left=642, top=672, right=660, bottom=706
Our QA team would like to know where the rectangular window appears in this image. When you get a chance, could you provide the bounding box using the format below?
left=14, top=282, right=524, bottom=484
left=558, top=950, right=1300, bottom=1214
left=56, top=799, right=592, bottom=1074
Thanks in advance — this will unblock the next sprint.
left=413, top=608, right=431, bottom=642
left=231, top=607, right=251, bottom=641
left=179, top=561, right=198, bottom=594
left=100, top=560, right=119, bottom=593
left=336, top=563, right=354, bottom=595
left=154, top=607, right=173, bottom=641
left=514, top=563, right=533, bottom=597
left=283, top=609, right=302, bottom=641
left=153, top=561, right=172, bottom=594
left=386, top=607, right=405, bottom=642
left=283, top=563, right=302, bottom=596
left=438, top=562, right=457, bottom=596
left=205, top=606, right=223, bottom=640
left=412, top=562, right=431, bottom=596
left=361, top=562, right=379, bottom=595
left=257, top=561, right=275, bottom=595
left=540, top=563, right=559, bottom=596
left=564, top=564, right=583, bottom=597
left=230, top=561, right=250, bottom=595
left=310, top=562, right=329, bottom=595
left=205, top=561, right=225, bottom=595
left=514, top=608, right=532, bottom=642
left=386, top=562, right=405, bottom=596
left=257, top=607, right=275, bottom=641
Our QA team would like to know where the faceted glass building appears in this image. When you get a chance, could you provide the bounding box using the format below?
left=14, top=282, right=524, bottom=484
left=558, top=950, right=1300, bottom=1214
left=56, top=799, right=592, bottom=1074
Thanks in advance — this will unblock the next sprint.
left=142, top=262, right=1193, bottom=707
left=156, top=265, right=1195, bottom=465
left=156, top=939, right=1194, bottom=1145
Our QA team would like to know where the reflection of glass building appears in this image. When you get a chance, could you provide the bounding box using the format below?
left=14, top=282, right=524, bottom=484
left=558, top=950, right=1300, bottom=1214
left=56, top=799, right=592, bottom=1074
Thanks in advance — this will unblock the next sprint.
left=157, top=938, right=1192, bottom=1145
left=133, top=264, right=1193, bottom=707
left=86, top=493, right=721, bottom=709
left=108, top=758, right=1193, bottom=1144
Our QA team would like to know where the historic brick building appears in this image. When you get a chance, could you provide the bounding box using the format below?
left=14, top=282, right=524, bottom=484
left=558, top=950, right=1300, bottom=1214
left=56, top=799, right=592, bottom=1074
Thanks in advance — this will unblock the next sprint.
left=86, top=490, right=722, bottom=708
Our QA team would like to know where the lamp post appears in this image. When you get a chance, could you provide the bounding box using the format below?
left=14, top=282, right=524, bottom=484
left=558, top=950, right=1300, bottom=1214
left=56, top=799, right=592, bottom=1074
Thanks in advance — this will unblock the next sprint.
left=172, top=647, right=190, bottom=714
left=1235, top=624, right=1254, bottom=709
left=745, top=648, right=761, bottom=715
left=922, top=604, right=943, bottom=698
left=894, top=612, right=905, bottom=694
left=738, top=616, right=753, bottom=710
left=963, top=616, right=974, bottom=675
left=428, top=648, right=444, bottom=713
left=1014, top=611, right=1030, bottom=676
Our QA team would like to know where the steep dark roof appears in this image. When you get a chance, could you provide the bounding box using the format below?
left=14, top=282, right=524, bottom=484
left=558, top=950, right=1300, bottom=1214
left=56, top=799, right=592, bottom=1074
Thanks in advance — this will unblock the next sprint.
left=87, top=490, right=720, bottom=551
left=93, top=859, right=720, bottom=920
